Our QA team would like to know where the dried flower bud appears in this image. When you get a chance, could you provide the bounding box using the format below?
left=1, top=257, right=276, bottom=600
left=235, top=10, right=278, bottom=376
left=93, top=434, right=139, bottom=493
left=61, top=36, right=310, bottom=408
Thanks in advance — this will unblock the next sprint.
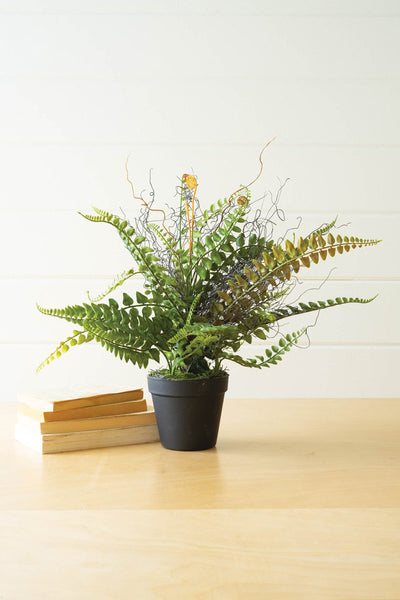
left=237, top=195, right=247, bottom=206
left=182, top=174, right=197, bottom=190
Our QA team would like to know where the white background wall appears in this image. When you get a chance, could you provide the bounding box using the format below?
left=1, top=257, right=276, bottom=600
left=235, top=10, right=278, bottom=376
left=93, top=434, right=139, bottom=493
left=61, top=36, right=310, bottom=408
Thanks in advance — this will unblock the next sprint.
left=0, top=0, right=398, bottom=400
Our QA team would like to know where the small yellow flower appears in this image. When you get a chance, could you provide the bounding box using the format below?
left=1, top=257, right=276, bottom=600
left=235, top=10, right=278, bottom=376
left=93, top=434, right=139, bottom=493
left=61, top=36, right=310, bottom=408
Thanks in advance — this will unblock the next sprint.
left=182, top=174, right=197, bottom=190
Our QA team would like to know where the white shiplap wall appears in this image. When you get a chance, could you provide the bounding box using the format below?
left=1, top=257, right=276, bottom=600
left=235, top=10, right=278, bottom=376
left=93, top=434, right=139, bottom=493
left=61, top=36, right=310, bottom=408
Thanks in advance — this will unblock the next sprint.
left=0, top=0, right=398, bottom=400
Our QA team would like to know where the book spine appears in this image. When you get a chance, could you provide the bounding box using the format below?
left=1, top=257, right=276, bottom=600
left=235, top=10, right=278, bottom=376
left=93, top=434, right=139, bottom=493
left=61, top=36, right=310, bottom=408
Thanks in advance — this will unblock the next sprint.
left=52, top=389, right=144, bottom=412
left=15, top=423, right=160, bottom=454
left=18, top=388, right=144, bottom=413
left=43, top=398, right=148, bottom=421
left=40, top=410, right=155, bottom=434
left=42, top=424, right=160, bottom=453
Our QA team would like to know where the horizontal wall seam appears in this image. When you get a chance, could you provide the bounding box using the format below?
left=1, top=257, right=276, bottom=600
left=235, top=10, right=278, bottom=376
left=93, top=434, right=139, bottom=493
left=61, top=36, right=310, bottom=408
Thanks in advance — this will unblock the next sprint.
left=2, top=76, right=400, bottom=82
left=2, top=342, right=399, bottom=348
left=1, top=209, right=398, bottom=216
left=1, top=142, right=400, bottom=148
left=0, top=276, right=396, bottom=282
left=0, top=12, right=399, bottom=18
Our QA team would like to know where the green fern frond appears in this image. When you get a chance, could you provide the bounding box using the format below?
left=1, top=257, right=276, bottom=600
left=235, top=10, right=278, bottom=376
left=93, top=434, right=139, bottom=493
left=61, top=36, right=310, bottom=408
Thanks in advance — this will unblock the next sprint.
left=36, top=330, right=90, bottom=373
left=82, top=321, right=154, bottom=367
left=87, top=268, right=138, bottom=302
left=190, top=202, right=249, bottom=282
left=186, top=292, right=203, bottom=325
left=36, top=302, right=88, bottom=324
left=221, top=328, right=307, bottom=369
left=147, top=223, right=176, bottom=250
left=168, top=322, right=237, bottom=345
left=196, top=186, right=251, bottom=231
left=181, top=332, right=220, bottom=360
left=79, top=208, right=184, bottom=310
left=169, top=324, right=241, bottom=366
left=305, top=216, right=338, bottom=241
left=271, top=295, right=378, bottom=322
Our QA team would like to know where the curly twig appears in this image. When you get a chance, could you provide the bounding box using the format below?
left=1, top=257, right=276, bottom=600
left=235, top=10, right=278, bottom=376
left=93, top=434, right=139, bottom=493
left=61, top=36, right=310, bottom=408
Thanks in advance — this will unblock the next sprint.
left=214, top=137, right=277, bottom=232
left=125, top=155, right=175, bottom=238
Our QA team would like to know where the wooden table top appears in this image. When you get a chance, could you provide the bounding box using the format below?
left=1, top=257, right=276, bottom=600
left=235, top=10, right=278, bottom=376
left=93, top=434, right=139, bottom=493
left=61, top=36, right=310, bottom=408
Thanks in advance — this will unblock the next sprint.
left=1, top=398, right=400, bottom=599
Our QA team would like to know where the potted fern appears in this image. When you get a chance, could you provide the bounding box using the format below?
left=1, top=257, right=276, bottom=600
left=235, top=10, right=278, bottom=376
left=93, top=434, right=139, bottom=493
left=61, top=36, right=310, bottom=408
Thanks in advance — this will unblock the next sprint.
left=37, top=148, right=380, bottom=451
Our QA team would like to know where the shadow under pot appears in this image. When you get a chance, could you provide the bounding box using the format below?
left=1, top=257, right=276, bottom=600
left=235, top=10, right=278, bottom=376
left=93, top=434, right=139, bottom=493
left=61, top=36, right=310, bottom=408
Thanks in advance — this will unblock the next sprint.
left=147, top=374, right=229, bottom=451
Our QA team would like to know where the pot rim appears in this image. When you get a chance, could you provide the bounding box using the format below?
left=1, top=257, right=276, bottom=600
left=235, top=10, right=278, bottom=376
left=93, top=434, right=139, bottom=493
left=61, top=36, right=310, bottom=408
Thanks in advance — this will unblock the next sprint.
left=147, top=372, right=229, bottom=397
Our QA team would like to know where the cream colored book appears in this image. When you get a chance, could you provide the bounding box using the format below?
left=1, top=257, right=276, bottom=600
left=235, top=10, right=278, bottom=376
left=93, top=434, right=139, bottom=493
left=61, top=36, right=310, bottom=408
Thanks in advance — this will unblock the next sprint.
left=17, top=408, right=156, bottom=435
left=18, top=398, right=148, bottom=422
left=18, top=386, right=144, bottom=413
left=15, top=422, right=160, bottom=454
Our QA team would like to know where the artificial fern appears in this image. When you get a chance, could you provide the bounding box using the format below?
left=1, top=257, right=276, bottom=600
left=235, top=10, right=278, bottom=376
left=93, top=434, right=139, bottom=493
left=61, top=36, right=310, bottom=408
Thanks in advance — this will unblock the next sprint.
left=37, top=160, right=381, bottom=378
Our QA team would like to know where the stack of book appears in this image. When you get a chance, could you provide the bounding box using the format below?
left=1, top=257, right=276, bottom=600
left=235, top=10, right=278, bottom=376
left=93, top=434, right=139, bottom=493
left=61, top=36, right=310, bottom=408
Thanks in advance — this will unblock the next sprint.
left=14, top=387, right=159, bottom=454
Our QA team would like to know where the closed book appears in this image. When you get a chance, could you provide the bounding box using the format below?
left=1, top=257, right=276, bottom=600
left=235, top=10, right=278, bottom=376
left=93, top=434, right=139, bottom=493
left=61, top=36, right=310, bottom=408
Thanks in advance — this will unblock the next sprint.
left=18, top=387, right=143, bottom=413
left=18, top=398, right=148, bottom=422
left=17, top=408, right=156, bottom=435
left=15, top=422, right=160, bottom=454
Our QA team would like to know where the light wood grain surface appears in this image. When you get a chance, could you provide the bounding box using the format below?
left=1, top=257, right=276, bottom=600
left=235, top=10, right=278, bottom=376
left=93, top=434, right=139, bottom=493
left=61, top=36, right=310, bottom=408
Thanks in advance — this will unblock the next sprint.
left=1, top=398, right=400, bottom=599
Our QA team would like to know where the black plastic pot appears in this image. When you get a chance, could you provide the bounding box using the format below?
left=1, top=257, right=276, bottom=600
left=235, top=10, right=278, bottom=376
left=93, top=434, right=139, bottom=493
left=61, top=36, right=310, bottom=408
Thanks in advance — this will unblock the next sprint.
left=147, top=374, right=229, bottom=451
